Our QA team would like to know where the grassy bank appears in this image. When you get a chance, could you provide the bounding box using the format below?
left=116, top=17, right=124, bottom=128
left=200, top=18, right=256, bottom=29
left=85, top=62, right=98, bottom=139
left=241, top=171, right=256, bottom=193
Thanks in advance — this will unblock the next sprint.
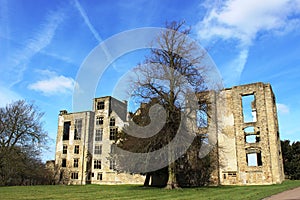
left=1, top=180, right=300, bottom=200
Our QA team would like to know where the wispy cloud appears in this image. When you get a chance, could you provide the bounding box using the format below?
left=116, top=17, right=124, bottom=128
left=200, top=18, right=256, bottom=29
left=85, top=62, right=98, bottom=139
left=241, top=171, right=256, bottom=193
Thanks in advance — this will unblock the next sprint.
left=277, top=103, right=290, bottom=114
left=222, top=49, right=248, bottom=85
left=73, top=0, right=102, bottom=42
left=9, top=10, right=65, bottom=87
left=73, top=0, right=117, bottom=70
left=28, top=70, right=75, bottom=96
left=196, top=0, right=300, bottom=85
left=40, top=50, right=75, bottom=65
left=0, top=86, right=22, bottom=107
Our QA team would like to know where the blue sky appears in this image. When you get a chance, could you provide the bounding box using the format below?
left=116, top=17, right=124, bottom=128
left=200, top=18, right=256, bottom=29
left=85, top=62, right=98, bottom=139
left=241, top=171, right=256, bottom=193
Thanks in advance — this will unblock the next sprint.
left=1, top=0, right=300, bottom=161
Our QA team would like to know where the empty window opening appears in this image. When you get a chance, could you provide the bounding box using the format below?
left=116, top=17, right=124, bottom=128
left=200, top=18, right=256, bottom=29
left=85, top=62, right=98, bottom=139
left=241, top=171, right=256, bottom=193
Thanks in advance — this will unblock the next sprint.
left=95, top=129, right=103, bottom=141
left=110, top=128, right=117, bottom=140
left=97, top=101, right=105, bottom=110
left=197, top=103, right=208, bottom=128
left=62, top=159, right=66, bottom=167
left=244, top=126, right=260, bottom=143
left=246, top=152, right=262, bottom=166
left=94, top=160, right=101, bottom=169
left=110, top=118, right=115, bottom=126
left=73, top=159, right=79, bottom=168
left=256, top=131, right=261, bottom=142
left=246, top=135, right=257, bottom=143
left=59, top=172, right=64, bottom=181
left=97, top=173, right=103, bottom=180
left=74, top=145, right=79, bottom=154
left=96, top=116, right=104, bottom=125
left=94, top=145, right=102, bottom=154
left=63, top=121, right=71, bottom=140
left=63, top=145, right=67, bottom=154
left=257, top=152, right=262, bottom=166
left=74, top=119, right=82, bottom=140
left=111, top=144, right=116, bottom=154
left=201, top=134, right=209, bottom=145
left=71, top=172, right=78, bottom=179
left=244, top=126, right=254, bottom=134
left=242, top=95, right=256, bottom=122
left=110, top=159, right=116, bottom=170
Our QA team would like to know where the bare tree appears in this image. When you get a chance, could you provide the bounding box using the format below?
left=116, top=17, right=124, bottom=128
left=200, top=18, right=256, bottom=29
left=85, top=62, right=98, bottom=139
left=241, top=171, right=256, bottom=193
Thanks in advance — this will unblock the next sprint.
left=0, top=100, right=48, bottom=185
left=123, top=21, right=212, bottom=189
left=0, top=100, right=47, bottom=148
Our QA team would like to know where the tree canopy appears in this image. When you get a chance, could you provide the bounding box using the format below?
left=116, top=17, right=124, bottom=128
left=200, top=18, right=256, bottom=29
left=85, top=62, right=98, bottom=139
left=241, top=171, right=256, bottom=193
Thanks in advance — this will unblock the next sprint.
left=281, top=140, right=300, bottom=180
left=115, top=21, right=218, bottom=189
left=0, top=100, right=50, bottom=186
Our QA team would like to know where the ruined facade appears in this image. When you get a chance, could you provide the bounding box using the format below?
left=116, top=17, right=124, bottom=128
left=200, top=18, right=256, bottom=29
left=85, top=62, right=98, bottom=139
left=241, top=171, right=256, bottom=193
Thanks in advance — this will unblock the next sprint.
left=215, top=82, right=284, bottom=185
left=54, top=82, right=284, bottom=185
left=55, top=96, right=145, bottom=185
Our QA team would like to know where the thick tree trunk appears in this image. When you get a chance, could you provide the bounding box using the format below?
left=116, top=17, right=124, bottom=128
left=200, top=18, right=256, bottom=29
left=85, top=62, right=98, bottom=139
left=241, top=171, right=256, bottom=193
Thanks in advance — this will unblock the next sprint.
left=144, top=173, right=151, bottom=186
left=165, top=162, right=179, bottom=189
left=165, top=135, right=179, bottom=190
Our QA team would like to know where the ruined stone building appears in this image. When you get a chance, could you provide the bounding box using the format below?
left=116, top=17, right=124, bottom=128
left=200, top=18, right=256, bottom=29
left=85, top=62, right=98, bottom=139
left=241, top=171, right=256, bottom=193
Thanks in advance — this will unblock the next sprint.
left=54, top=82, right=284, bottom=185
left=55, top=96, right=144, bottom=185
left=212, top=82, right=284, bottom=185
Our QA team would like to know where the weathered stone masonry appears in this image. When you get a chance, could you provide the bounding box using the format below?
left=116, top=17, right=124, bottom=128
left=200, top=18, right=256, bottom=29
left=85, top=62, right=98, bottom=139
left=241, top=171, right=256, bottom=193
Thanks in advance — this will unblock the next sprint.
left=216, top=82, right=284, bottom=185
left=55, top=96, right=145, bottom=185
left=54, top=82, right=284, bottom=185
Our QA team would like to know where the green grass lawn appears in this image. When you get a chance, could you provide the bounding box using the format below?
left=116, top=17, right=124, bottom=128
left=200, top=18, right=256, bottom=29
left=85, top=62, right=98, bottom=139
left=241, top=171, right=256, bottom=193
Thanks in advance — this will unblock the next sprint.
left=1, top=180, right=300, bottom=200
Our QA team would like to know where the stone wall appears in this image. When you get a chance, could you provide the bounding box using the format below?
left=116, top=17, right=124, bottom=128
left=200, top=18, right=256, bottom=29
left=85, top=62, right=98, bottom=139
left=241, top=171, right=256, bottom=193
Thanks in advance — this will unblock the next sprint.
left=217, top=82, right=284, bottom=185
left=55, top=97, right=145, bottom=185
left=54, top=82, right=284, bottom=186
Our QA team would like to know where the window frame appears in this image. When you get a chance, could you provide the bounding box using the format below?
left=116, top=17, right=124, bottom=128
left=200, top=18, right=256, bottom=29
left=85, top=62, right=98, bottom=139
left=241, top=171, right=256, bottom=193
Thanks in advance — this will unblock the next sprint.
left=74, top=145, right=80, bottom=154
left=94, top=159, right=101, bottom=169
left=95, top=129, right=103, bottom=141
left=63, top=145, right=67, bottom=154
left=110, top=118, right=115, bottom=126
left=94, top=145, right=102, bottom=154
left=63, top=121, right=71, bottom=140
left=71, top=172, right=78, bottom=179
left=97, top=101, right=105, bottom=110
left=73, top=158, right=79, bottom=168
left=96, top=116, right=104, bottom=125
left=109, top=128, right=117, bottom=140
left=62, top=159, right=66, bottom=167
left=97, top=172, right=103, bottom=180
left=246, top=151, right=262, bottom=167
left=74, top=119, right=82, bottom=140
left=110, top=159, right=116, bottom=170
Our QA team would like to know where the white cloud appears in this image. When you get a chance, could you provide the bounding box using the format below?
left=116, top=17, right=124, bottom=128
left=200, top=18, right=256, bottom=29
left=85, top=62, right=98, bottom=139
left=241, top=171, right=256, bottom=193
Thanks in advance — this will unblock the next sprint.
left=277, top=103, right=290, bottom=114
left=196, top=0, right=300, bottom=86
left=198, top=0, right=300, bottom=46
left=28, top=70, right=75, bottom=96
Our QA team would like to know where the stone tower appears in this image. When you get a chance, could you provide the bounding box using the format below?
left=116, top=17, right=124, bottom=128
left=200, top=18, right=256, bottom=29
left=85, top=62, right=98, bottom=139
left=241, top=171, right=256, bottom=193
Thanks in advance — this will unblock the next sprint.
left=217, top=82, right=284, bottom=185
